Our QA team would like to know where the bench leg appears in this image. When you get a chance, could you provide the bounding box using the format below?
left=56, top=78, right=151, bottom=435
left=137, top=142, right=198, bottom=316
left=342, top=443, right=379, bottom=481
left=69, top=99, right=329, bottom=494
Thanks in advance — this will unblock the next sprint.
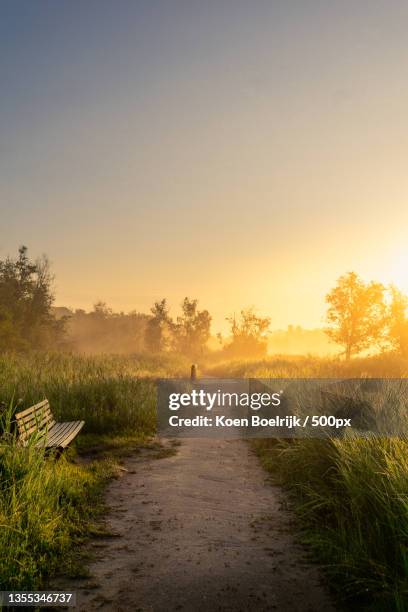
left=45, top=446, right=64, bottom=460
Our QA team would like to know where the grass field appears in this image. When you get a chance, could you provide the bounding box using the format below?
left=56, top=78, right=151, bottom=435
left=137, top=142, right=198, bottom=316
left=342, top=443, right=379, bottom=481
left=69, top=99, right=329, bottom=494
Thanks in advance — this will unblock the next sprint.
left=0, top=351, right=189, bottom=591
left=207, top=352, right=408, bottom=378
left=254, top=437, right=408, bottom=610
left=0, top=351, right=189, bottom=435
left=0, top=424, right=118, bottom=590
left=211, top=353, right=408, bottom=610
left=1, top=350, right=408, bottom=606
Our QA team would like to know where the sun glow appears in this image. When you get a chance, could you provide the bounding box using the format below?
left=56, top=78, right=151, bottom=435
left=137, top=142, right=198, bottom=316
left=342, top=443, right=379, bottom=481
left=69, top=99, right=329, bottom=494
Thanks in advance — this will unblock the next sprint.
left=390, top=252, right=408, bottom=292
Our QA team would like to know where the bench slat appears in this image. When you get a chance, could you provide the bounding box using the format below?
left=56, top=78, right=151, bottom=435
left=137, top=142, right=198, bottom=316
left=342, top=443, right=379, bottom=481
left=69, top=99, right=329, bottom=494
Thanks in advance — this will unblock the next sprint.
left=19, top=417, right=56, bottom=441
left=42, top=422, right=72, bottom=446
left=15, top=400, right=49, bottom=420
left=45, top=421, right=78, bottom=445
left=37, top=421, right=84, bottom=448
left=18, top=406, right=52, bottom=426
left=17, top=407, right=55, bottom=441
left=18, top=408, right=53, bottom=431
left=58, top=421, right=85, bottom=448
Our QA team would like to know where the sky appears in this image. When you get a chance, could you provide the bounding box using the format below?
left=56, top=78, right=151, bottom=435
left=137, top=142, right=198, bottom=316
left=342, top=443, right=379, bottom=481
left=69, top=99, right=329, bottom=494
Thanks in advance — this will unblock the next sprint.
left=1, top=0, right=408, bottom=333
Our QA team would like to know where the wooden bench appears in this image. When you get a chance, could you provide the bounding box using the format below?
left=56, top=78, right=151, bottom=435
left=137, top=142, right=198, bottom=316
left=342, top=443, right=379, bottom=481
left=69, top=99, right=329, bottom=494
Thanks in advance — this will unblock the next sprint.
left=15, top=399, right=84, bottom=451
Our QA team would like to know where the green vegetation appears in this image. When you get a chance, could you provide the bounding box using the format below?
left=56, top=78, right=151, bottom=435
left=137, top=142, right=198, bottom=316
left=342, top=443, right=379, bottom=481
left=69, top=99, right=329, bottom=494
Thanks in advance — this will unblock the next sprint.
left=254, top=437, right=408, bottom=610
left=0, top=351, right=187, bottom=591
left=212, top=354, right=408, bottom=610
left=0, top=246, right=64, bottom=351
left=1, top=350, right=408, bottom=605
left=0, top=401, right=119, bottom=590
left=0, top=351, right=188, bottom=435
left=207, top=351, right=408, bottom=378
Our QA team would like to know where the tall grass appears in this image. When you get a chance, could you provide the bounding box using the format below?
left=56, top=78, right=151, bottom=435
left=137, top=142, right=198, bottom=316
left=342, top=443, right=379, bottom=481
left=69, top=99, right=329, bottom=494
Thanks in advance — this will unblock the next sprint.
left=0, top=351, right=189, bottom=590
left=2, top=350, right=408, bottom=603
left=209, top=353, right=408, bottom=609
left=0, top=401, right=117, bottom=590
left=0, top=352, right=189, bottom=435
left=254, top=436, right=408, bottom=609
left=207, top=352, right=408, bottom=378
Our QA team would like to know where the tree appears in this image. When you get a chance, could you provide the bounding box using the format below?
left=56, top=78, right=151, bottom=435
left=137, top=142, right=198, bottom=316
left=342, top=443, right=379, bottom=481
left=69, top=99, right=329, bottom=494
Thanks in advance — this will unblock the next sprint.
left=386, top=286, right=408, bottom=356
left=91, top=301, right=113, bottom=319
left=325, top=272, right=386, bottom=359
left=223, top=307, right=271, bottom=358
left=173, top=298, right=211, bottom=357
left=0, top=246, right=64, bottom=351
left=145, top=299, right=173, bottom=352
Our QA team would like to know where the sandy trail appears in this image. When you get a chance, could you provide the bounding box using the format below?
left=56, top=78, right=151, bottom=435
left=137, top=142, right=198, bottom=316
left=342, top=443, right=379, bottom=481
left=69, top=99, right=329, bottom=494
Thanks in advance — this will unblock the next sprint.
left=68, top=437, right=334, bottom=612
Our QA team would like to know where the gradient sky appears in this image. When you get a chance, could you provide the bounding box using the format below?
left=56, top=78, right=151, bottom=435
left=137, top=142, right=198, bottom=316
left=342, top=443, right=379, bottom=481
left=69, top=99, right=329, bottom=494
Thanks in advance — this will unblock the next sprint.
left=1, top=0, right=408, bottom=332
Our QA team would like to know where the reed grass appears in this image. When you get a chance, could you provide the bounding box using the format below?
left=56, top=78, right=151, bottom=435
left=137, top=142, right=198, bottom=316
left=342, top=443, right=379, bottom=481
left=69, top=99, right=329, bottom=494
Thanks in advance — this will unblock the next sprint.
left=0, top=352, right=188, bottom=435
left=0, top=352, right=187, bottom=590
left=254, top=435, right=408, bottom=609
left=0, top=401, right=118, bottom=590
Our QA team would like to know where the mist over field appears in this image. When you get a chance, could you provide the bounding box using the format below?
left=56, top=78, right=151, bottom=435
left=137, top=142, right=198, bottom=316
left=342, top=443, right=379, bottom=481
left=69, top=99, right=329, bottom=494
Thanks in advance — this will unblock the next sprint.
left=52, top=305, right=335, bottom=356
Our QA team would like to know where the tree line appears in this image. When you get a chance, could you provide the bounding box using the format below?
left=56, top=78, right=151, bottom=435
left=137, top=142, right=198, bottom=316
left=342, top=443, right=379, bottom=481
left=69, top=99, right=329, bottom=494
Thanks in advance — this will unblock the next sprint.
left=0, top=247, right=407, bottom=359
left=62, top=299, right=269, bottom=357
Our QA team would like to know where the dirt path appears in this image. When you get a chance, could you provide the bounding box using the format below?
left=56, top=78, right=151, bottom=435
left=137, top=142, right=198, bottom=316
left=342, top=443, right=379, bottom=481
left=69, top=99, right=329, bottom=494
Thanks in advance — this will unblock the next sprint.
left=68, top=438, right=334, bottom=612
